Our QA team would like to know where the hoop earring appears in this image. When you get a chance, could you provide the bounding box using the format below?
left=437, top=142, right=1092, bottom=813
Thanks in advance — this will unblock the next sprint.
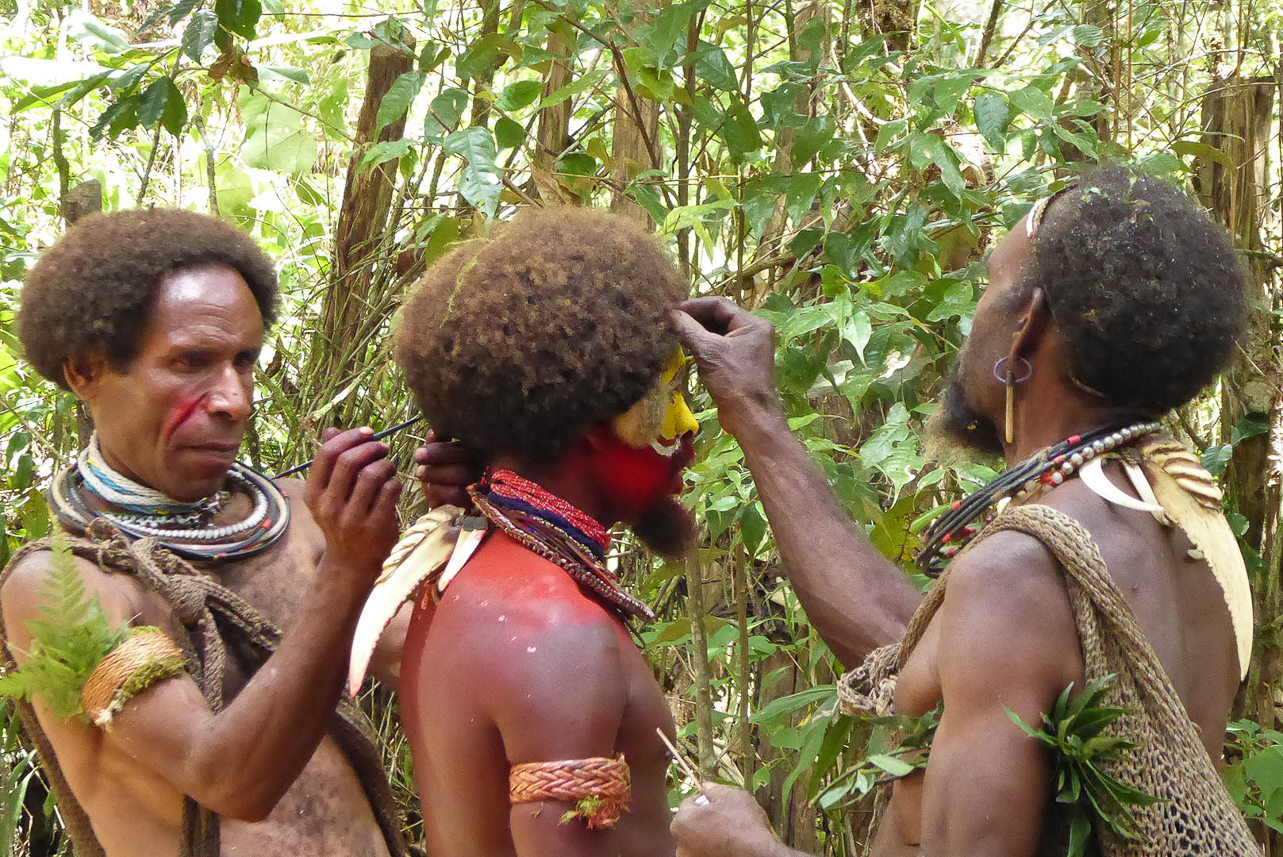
left=994, top=357, right=1033, bottom=445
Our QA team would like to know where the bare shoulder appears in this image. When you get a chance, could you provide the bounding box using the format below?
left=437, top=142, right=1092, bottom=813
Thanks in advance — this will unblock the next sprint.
left=2, top=545, right=146, bottom=647
left=933, top=528, right=1083, bottom=698
left=437, top=540, right=632, bottom=758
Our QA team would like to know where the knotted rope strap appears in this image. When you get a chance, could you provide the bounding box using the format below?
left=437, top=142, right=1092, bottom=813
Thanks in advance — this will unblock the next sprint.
left=509, top=755, right=631, bottom=829
left=80, top=629, right=186, bottom=727
left=1, top=520, right=407, bottom=857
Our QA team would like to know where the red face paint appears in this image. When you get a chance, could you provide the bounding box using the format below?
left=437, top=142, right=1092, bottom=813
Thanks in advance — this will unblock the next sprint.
left=593, top=434, right=695, bottom=522
left=161, top=392, right=209, bottom=443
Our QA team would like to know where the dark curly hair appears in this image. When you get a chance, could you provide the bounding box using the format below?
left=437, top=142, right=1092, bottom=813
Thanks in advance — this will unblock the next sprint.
left=1029, top=165, right=1247, bottom=414
left=396, top=206, right=689, bottom=464
left=19, top=209, right=278, bottom=390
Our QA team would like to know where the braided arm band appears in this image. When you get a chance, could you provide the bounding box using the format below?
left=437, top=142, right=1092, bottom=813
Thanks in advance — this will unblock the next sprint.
left=509, top=755, right=631, bottom=829
left=80, top=628, right=187, bottom=728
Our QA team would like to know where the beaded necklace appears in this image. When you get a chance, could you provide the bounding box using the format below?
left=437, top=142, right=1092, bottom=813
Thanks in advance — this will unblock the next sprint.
left=471, top=470, right=655, bottom=623
left=917, top=420, right=1163, bottom=576
left=49, top=435, right=289, bottom=560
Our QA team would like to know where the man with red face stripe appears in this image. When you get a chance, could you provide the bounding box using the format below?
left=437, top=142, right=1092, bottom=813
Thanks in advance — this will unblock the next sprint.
left=355, top=206, right=697, bottom=857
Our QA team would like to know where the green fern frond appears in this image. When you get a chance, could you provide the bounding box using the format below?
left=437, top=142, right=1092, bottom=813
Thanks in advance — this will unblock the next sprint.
left=0, top=530, right=130, bottom=721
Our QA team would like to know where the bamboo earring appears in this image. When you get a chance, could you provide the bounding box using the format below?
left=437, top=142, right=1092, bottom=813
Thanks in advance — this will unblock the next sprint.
left=994, top=357, right=1032, bottom=444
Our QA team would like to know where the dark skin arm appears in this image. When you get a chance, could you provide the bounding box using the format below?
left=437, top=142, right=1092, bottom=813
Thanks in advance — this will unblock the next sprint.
left=671, top=534, right=1083, bottom=857
left=915, top=533, right=1082, bottom=855
left=672, top=297, right=919, bottom=667
left=2, top=427, right=402, bottom=822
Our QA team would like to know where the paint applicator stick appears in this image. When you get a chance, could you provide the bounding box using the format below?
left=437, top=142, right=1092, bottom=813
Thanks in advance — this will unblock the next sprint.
left=655, top=728, right=710, bottom=805
left=277, top=415, right=425, bottom=478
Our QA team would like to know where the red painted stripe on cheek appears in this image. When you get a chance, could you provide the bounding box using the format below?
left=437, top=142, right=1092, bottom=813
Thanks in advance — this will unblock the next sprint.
left=163, top=393, right=209, bottom=441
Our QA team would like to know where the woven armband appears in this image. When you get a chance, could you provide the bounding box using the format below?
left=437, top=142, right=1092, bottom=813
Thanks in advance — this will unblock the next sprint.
left=80, top=628, right=186, bottom=728
left=509, top=755, right=631, bottom=830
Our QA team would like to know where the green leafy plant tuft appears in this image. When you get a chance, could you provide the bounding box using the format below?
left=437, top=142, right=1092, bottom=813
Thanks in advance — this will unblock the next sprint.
left=1007, top=675, right=1162, bottom=856
left=0, top=530, right=129, bottom=721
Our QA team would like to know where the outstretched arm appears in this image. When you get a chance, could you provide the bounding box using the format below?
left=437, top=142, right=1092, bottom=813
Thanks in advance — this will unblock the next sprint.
left=2, top=427, right=402, bottom=821
left=673, top=298, right=919, bottom=666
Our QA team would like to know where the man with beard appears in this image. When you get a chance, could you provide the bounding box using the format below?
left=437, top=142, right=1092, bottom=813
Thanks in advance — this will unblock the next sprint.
left=2, top=209, right=406, bottom=856
left=352, top=207, right=698, bottom=856
left=661, top=166, right=1259, bottom=855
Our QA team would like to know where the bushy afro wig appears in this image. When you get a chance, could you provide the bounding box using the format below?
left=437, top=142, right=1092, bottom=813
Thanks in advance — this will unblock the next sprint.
left=395, top=206, right=689, bottom=464
left=19, top=209, right=277, bottom=389
left=1030, top=165, right=1247, bottom=413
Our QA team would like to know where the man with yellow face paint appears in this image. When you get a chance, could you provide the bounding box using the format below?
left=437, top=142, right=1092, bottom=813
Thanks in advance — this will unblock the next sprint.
left=352, top=207, right=697, bottom=857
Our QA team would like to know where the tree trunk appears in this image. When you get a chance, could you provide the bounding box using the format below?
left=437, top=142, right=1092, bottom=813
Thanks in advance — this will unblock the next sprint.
left=305, top=38, right=415, bottom=421
left=1194, top=74, right=1281, bottom=851
left=609, top=0, right=663, bottom=224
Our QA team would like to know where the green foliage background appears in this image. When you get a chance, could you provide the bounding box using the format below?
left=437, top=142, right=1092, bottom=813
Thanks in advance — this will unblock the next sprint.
left=0, top=0, right=1281, bottom=851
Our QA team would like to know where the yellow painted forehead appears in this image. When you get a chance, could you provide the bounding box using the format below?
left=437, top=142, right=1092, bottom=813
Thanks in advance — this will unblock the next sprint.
left=612, top=350, right=698, bottom=448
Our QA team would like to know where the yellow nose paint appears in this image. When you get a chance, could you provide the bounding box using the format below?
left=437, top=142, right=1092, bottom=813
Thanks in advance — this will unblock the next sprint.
left=613, top=351, right=699, bottom=449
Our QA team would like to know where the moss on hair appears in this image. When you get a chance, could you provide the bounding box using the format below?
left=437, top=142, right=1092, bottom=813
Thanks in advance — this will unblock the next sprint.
left=396, top=207, right=689, bottom=464
left=19, top=209, right=278, bottom=390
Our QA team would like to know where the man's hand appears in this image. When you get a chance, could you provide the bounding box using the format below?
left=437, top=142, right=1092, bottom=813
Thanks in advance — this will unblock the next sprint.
left=671, top=783, right=797, bottom=857
left=671, top=297, right=779, bottom=437
left=304, top=426, right=402, bottom=586
left=412, top=431, right=482, bottom=509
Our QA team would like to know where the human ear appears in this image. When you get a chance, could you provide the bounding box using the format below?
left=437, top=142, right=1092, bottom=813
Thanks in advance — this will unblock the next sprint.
left=62, top=351, right=108, bottom=402
left=1008, top=287, right=1052, bottom=363
left=582, top=423, right=616, bottom=450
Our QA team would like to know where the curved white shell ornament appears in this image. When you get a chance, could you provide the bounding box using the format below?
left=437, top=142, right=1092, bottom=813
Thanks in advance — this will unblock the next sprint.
left=348, top=505, right=481, bottom=694
left=1078, top=456, right=1166, bottom=514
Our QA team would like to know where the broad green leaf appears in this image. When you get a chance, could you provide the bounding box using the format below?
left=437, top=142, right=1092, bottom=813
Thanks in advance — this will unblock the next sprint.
left=456, top=33, right=519, bottom=79
left=215, top=0, right=261, bottom=41
left=540, top=68, right=607, bottom=109
left=720, top=97, right=762, bottom=159
left=374, top=72, right=424, bottom=136
left=1232, top=413, right=1270, bottom=445
left=494, top=116, right=525, bottom=150
left=974, top=91, right=1010, bottom=151
left=137, top=77, right=187, bottom=136
left=67, top=12, right=131, bottom=52
left=90, top=95, right=139, bottom=140
left=646, top=0, right=703, bottom=67
left=424, top=88, right=468, bottom=139
left=919, top=134, right=965, bottom=197
left=182, top=11, right=219, bottom=63
left=1171, top=140, right=1235, bottom=171
left=791, top=114, right=835, bottom=167
left=867, top=754, right=915, bottom=777
left=358, top=138, right=413, bottom=169
left=496, top=79, right=542, bottom=112
left=1072, top=24, right=1105, bottom=47
left=751, top=685, right=836, bottom=724
left=784, top=172, right=821, bottom=225
left=1009, top=86, right=1053, bottom=121
left=258, top=65, right=310, bottom=85
left=242, top=96, right=318, bottom=174
left=738, top=503, right=767, bottom=556
left=444, top=126, right=502, bottom=219
left=693, top=41, right=739, bottom=92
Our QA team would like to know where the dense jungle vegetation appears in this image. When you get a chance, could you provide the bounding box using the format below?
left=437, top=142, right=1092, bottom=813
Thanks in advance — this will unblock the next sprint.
left=0, top=0, right=1281, bottom=850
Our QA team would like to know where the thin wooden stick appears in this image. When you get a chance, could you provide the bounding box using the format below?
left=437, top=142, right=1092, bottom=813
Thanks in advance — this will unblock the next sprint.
left=656, top=728, right=709, bottom=804
left=276, top=415, right=425, bottom=478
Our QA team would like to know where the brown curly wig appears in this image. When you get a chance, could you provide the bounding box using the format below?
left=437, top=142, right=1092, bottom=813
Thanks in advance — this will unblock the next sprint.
left=19, top=209, right=278, bottom=390
left=1028, top=165, right=1247, bottom=413
left=396, top=206, right=689, bottom=464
